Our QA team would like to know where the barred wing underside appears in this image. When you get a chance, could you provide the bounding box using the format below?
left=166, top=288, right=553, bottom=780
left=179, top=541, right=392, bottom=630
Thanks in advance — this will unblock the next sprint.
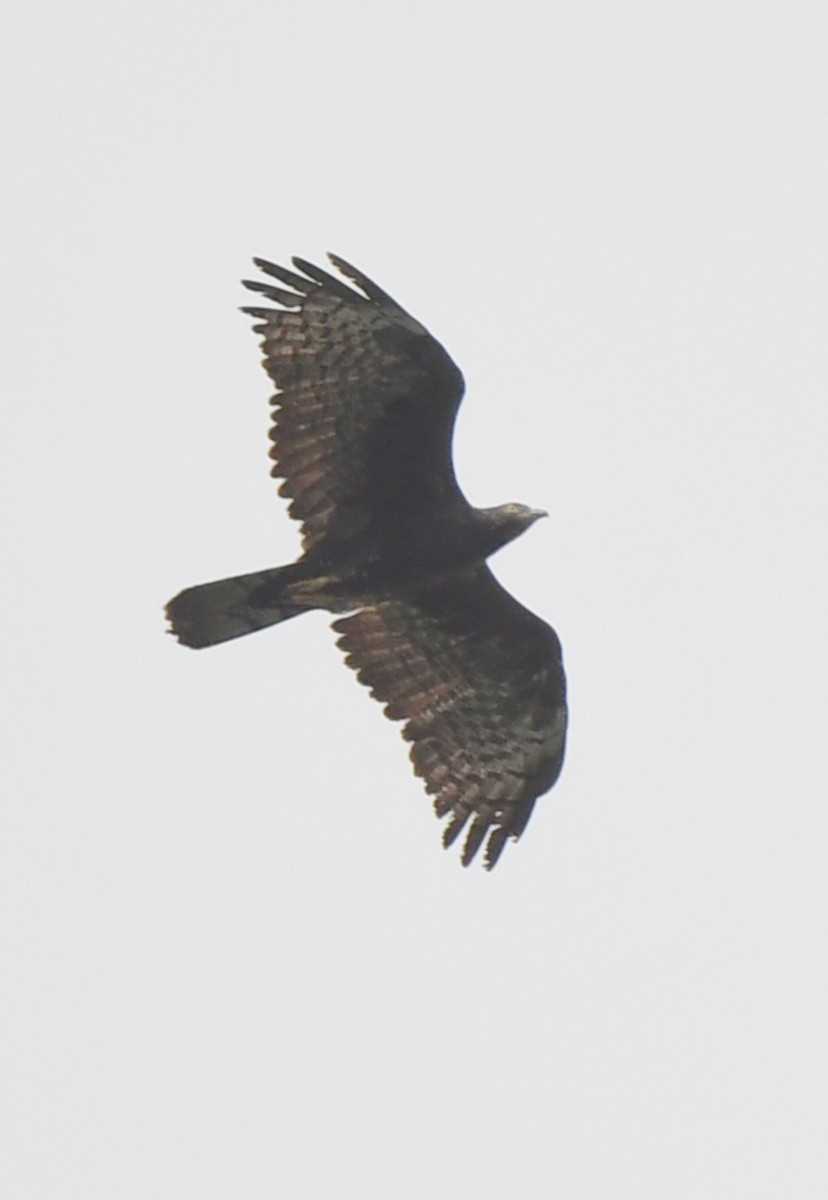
left=242, top=255, right=466, bottom=561
left=333, top=567, right=567, bottom=869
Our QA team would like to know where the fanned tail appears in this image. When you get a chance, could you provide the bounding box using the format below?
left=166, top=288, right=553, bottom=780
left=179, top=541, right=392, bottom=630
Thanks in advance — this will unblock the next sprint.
left=165, top=564, right=308, bottom=648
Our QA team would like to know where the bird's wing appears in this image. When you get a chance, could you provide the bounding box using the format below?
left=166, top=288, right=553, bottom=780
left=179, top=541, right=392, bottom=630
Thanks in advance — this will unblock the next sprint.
left=242, top=254, right=467, bottom=558
left=333, top=566, right=567, bottom=869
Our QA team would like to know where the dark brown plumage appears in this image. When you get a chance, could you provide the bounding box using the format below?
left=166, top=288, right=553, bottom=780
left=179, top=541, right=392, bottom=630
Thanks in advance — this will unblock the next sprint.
left=166, top=254, right=567, bottom=868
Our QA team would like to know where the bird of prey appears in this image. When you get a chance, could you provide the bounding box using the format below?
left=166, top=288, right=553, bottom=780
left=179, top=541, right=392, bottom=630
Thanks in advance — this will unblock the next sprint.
left=166, top=254, right=567, bottom=868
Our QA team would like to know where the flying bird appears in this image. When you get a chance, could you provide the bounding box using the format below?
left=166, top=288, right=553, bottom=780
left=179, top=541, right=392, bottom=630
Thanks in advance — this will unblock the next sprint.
left=166, top=254, right=567, bottom=868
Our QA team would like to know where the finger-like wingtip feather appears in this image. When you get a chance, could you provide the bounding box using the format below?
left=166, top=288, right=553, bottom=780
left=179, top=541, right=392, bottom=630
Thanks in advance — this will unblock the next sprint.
left=253, top=257, right=316, bottom=293
left=241, top=278, right=302, bottom=307
left=327, top=252, right=402, bottom=309
left=291, top=256, right=355, bottom=298
left=461, top=815, right=490, bottom=867
left=483, top=826, right=510, bottom=871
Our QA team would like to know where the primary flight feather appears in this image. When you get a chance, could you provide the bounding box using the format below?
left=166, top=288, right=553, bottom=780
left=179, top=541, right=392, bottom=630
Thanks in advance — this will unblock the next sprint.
left=166, top=254, right=567, bottom=868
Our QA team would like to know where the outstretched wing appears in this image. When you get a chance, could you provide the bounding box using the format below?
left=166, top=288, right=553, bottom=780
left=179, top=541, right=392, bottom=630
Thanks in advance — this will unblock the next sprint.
left=241, top=254, right=467, bottom=559
left=333, top=567, right=567, bottom=869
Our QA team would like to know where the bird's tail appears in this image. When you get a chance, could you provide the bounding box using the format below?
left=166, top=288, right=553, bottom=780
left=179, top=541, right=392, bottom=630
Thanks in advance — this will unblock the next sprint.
left=166, top=563, right=312, bottom=649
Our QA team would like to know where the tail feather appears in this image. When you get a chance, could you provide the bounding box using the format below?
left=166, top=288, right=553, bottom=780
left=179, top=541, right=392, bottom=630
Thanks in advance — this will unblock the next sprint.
left=166, top=564, right=308, bottom=648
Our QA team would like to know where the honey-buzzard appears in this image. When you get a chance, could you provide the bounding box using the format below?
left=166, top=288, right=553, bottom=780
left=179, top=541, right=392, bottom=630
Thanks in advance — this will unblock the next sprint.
left=166, top=255, right=567, bottom=868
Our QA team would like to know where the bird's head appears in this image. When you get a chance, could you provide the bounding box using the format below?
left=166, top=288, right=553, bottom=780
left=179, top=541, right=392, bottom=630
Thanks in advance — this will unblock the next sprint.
left=505, top=502, right=548, bottom=525
left=479, top=502, right=548, bottom=554
left=498, top=502, right=548, bottom=531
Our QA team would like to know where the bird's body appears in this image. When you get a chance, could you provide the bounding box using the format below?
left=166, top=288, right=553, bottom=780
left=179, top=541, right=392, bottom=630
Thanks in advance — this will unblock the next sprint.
left=166, top=254, right=567, bottom=868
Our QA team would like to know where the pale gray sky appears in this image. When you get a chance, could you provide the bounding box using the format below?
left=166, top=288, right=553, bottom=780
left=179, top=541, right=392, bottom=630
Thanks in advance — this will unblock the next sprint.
left=3, top=2, right=827, bottom=1197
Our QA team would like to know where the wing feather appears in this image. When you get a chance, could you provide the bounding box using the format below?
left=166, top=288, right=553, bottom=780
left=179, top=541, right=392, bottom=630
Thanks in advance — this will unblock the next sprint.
left=252, top=257, right=316, bottom=294
left=333, top=567, right=567, bottom=868
left=241, top=254, right=466, bottom=558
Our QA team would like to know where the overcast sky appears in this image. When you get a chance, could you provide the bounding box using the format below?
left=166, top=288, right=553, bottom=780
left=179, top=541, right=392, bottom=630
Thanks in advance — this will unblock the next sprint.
left=3, top=2, right=827, bottom=1197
